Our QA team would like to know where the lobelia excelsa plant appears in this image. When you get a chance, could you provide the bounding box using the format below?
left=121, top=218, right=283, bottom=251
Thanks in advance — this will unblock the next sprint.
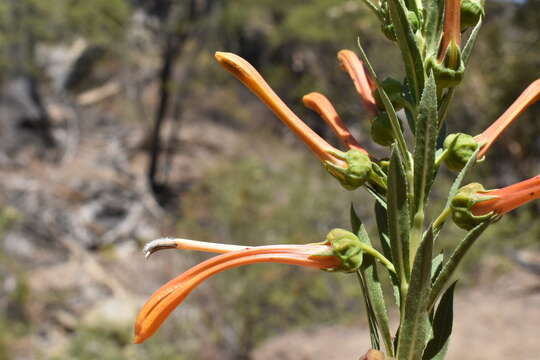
left=134, top=0, right=540, bottom=358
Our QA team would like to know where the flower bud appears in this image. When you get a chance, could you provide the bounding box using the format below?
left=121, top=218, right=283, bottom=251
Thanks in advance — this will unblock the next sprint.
left=374, top=77, right=404, bottom=111
left=461, top=0, right=484, bottom=31
left=443, top=133, right=478, bottom=171
left=370, top=112, right=403, bottom=147
left=325, top=149, right=372, bottom=190
left=324, top=229, right=364, bottom=272
left=450, top=183, right=497, bottom=230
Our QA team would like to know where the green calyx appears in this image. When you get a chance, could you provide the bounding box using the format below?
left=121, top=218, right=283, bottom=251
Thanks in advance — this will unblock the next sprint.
left=427, top=42, right=465, bottom=88
left=325, top=149, right=372, bottom=190
left=374, top=78, right=404, bottom=111
left=461, top=0, right=485, bottom=31
left=320, top=229, right=396, bottom=273
left=450, top=183, right=497, bottom=230
left=443, top=133, right=479, bottom=171
left=324, top=229, right=364, bottom=273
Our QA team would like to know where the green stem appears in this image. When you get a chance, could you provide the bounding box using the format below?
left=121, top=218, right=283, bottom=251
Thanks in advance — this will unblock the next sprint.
left=358, top=242, right=397, bottom=274
left=434, top=148, right=450, bottom=168
left=432, top=206, right=451, bottom=234
left=360, top=0, right=384, bottom=21
left=409, top=209, right=425, bottom=268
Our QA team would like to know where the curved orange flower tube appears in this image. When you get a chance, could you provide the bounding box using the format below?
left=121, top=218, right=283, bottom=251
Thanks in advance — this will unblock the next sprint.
left=475, top=79, right=540, bottom=158
left=215, top=52, right=345, bottom=168
left=472, top=175, right=540, bottom=215
left=337, top=50, right=378, bottom=115
left=302, top=92, right=367, bottom=154
left=134, top=239, right=339, bottom=344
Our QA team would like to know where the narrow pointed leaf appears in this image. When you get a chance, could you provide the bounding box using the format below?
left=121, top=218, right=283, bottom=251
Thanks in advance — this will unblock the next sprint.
left=397, top=227, right=434, bottom=360
left=375, top=202, right=401, bottom=307
left=387, top=147, right=411, bottom=284
left=357, top=40, right=411, bottom=170
left=423, top=0, right=445, bottom=58
left=462, top=19, right=483, bottom=64
left=387, top=0, right=425, bottom=102
left=352, top=205, right=395, bottom=357
left=414, top=72, right=438, bottom=213
left=431, top=253, right=444, bottom=282
left=429, top=221, right=490, bottom=311
left=423, top=282, right=456, bottom=360
left=357, top=271, right=381, bottom=350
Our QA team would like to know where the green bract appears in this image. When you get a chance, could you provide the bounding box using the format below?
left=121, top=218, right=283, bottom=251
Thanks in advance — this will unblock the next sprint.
left=324, top=229, right=364, bottom=272
left=461, top=0, right=485, bottom=31
left=325, top=149, right=372, bottom=190
left=450, top=183, right=496, bottom=230
left=443, top=133, right=479, bottom=171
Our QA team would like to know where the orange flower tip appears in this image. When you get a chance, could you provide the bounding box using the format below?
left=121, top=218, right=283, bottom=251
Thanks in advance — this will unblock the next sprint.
left=214, top=51, right=260, bottom=85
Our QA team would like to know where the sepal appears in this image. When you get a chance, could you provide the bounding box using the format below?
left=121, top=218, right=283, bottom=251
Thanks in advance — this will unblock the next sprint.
left=450, top=183, right=498, bottom=230
left=428, top=42, right=465, bottom=88
left=324, top=149, right=373, bottom=190
left=443, top=133, right=479, bottom=171
left=461, top=0, right=484, bottom=31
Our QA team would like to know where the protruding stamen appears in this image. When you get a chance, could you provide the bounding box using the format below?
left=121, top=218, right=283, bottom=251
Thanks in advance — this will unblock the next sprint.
left=143, top=238, right=252, bottom=259
left=302, top=92, right=367, bottom=154
left=475, top=79, right=540, bottom=158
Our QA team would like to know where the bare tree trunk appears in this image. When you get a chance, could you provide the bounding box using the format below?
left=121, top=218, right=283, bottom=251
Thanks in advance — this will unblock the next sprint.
left=147, top=35, right=180, bottom=193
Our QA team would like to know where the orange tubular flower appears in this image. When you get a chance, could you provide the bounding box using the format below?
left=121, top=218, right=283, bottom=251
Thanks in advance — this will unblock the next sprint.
left=472, top=175, right=540, bottom=216
left=439, top=0, right=462, bottom=65
left=214, top=51, right=345, bottom=168
left=475, top=79, right=540, bottom=158
left=337, top=50, right=378, bottom=115
left=134, top=239, right=340, bottom=344
left=302, top=92, right=368, bottom=154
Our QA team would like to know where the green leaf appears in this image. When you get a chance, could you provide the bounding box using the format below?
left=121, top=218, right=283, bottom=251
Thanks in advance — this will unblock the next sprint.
left=366, top=185, right=388, bottom=210
left=397, top=227, right=434, bottom=360
left=356, top=39, right=411, bottom=170
left=413, top=72, right=438, bottom=213
left=444, top=145, right=481, bottom=210
left=462, top=19, right=483, bottom=64
left=387, top=0, right=425, bottom=102
left=352, top=205, right=394, bottom=357
left=431, top=253, right=444, bottom=282
left=423, top=282, right=456, bottom=360
left=375, top=202, right=401, bottom=307
left=387, top=147, right=411, bottom=285
left=428, top=221, right=490, bottom=311
left=357, top=271, right=381, bottom=350
left=423, top=0, right=445, bottom=58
